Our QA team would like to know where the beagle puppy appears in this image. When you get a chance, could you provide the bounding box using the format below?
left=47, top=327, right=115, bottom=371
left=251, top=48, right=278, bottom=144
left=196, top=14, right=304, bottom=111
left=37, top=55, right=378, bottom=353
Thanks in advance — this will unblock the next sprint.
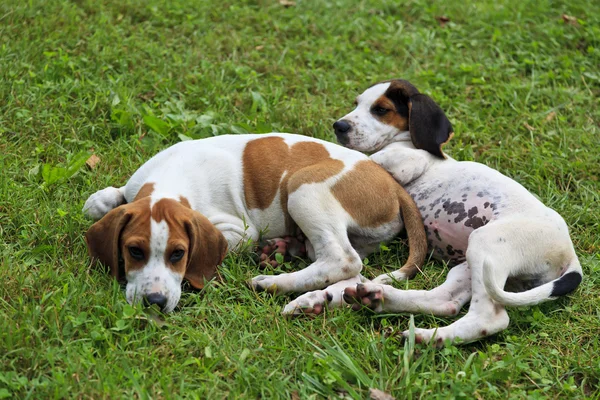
left=325, top=79, right=583, bottom=344
left=83, top=133, right=428, bottom=313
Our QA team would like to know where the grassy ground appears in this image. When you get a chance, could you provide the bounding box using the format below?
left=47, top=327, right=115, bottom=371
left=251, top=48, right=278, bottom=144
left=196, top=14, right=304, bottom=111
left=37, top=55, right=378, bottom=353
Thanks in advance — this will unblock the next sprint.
left=1, top=0, right=599, bottom=398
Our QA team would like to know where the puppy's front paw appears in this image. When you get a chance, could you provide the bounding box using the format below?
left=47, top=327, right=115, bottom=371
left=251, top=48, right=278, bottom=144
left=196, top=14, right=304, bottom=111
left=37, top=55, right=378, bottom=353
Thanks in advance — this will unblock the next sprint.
left=282, top=290, right=332, bottom=317
left=83, top=187, right=125, bottom=220
left=249, top=275, right=279, bottom=294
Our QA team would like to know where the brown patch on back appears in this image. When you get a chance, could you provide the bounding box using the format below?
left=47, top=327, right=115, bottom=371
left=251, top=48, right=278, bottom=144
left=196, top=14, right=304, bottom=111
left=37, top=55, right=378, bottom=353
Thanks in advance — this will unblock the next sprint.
left=242, top=137, right=344, bottom=229
left=332, top=160, right=401, bottom=227
left=287, top=159, right=344, bottom=194
left=280, top=142, right=343, bottom=216
left=243, top=137, right=289, bottom=210
left=373, top=95, right=409, bottom=131
left=134, top=182, right=155, bottom=201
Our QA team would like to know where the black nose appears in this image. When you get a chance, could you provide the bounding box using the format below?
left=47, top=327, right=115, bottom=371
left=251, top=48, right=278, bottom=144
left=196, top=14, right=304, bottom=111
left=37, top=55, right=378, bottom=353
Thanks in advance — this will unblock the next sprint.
left=333, top=120, right=351, bottom=144
left=143, top=292, right=168, bottom=310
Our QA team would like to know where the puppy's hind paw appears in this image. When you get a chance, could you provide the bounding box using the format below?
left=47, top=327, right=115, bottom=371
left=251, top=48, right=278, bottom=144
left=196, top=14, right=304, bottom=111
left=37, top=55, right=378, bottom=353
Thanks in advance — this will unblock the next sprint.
left=342, top=283, right=384, bottom=312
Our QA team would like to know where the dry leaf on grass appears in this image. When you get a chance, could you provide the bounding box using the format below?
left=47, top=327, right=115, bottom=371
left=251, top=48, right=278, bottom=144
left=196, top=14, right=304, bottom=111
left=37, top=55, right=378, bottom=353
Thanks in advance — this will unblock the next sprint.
left=545, top=111, right=556, bottom=122
left=279, top=0, right=296, bottom=6
left=369, top=388, right=395, bottom=400
left=435, top=16, right=450, bottom=27
left=85, top=154, right=100, bottom=170
left=562, top=14, right=578, bottom=25
left=523, top=122, right=535, bottom=131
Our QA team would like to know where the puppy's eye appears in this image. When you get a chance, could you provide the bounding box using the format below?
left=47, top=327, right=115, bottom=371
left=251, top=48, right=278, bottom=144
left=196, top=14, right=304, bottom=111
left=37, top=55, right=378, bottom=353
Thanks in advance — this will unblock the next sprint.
left=170, top=249, right=185, bottom=263
left=372, top=106, right=389, bottom=116
left=129, top=247, right=144, bottom=260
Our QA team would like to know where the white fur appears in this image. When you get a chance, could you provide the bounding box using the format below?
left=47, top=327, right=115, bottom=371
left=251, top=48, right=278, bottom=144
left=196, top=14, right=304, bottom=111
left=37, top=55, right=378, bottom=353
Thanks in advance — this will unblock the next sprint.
left=340, top=83, right=408, bottom=152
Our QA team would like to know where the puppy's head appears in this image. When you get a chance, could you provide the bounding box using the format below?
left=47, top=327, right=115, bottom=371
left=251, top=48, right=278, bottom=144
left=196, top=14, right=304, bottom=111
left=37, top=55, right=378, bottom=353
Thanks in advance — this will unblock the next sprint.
left=85, top=196, right=227, bottom=312
left=333, top=79, right=453, bottom=157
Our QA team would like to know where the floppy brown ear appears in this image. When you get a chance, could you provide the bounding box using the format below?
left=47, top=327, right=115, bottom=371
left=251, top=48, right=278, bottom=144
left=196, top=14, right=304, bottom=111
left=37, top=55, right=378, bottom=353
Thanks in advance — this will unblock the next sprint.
left=85, top=206, right=132, bottom=281
left=408, top=93, right=454, bottom=158
left=184, top=211, right=228, bottom=289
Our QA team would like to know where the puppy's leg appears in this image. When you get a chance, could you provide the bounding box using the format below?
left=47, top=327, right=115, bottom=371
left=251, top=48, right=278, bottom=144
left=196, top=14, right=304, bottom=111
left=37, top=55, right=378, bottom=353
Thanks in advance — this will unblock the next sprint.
left=405, top=225, right=513, bottom=345
left=282, top=275, right=363, bottom=316
left=250, top=230, right=362, bottom=294
left=83, top=186, right=126, bottom=220
left=344, top=262, right=471, bottom=315
left=251, top=188, right=363, bottom=294
left=370, top=145, right=429, bottom=186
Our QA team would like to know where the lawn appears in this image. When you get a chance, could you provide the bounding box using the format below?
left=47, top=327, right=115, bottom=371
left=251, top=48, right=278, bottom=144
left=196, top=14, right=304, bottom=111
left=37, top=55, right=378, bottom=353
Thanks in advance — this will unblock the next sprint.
left=1, top=0, right=599, bottom=398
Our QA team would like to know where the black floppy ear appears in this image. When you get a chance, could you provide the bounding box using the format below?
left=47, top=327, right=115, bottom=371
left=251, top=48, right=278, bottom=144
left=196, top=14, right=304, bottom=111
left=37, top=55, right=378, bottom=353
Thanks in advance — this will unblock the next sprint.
left=408, top=94, right=453, bottom=158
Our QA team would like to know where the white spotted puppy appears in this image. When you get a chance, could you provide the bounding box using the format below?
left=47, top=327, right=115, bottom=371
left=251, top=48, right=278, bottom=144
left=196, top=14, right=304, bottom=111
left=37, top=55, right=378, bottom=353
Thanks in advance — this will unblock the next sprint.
left=83, top=133, right=427, bottom=313
left=328, top=79, right=583, bottom=345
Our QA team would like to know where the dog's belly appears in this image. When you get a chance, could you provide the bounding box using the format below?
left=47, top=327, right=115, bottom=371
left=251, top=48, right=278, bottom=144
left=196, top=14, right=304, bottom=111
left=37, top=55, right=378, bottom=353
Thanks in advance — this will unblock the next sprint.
left=408, top=175, right=499, bottom=264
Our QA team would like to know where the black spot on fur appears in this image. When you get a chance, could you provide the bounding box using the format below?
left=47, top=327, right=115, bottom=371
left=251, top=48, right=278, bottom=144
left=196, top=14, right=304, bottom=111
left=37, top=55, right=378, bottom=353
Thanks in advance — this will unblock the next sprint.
left=433, top=229, right=442, bottom=241
left=464, top=206, right=486, bottom=229
left=550, top=272, right=582, bottom=297
left=464, top=215, right=486, bottom=229
left=434, top=209, right=442, bottom=219
left=484, top=202, right=490, bottom=208
left=446, top=245, right=456, bottom=256
left=429, top=197, right=443, bottom=211
left=443, top=200, right=468, bottom=222
left=477, top=192, right=484, bottom=197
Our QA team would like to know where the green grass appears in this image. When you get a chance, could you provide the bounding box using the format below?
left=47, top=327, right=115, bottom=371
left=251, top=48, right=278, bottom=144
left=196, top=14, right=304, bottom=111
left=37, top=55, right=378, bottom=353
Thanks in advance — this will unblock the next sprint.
left=1, top=0, right=599, bottom=398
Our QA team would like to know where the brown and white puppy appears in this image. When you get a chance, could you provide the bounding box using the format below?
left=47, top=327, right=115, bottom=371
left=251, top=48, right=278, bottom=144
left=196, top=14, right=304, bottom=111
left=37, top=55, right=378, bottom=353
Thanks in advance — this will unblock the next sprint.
left=83, top=133, right=427, bottom=313
left=329, top=79, right=582, bottom=345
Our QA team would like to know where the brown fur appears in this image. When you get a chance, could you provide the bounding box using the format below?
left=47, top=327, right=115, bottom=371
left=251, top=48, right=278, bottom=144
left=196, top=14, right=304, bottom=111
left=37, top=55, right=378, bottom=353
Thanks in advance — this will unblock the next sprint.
left=243, top=137, right=289, bottom=210
left=242, top=137, right=344, bottom=229
left=373, top=95, right=409, bottom=131
left=331, top=160, right=427, bottom=277
left=134, top=182, right=155, bottom=201
left=85, top=195, right=226, bottom=288
left=279, top=142, right=343, bottom=220
left=85, top=198, right=151, bottom=279
left=331, top=160, right=400, bottom=227
left=151, top=198, right=227, bottom=287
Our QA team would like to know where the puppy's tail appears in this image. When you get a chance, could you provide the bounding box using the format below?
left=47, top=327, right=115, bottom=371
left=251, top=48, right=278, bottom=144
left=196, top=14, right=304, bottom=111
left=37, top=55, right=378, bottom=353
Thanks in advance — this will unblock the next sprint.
left=395, top=186, right=428, bottom=279
left=483, top=257, right=583, bottom=307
